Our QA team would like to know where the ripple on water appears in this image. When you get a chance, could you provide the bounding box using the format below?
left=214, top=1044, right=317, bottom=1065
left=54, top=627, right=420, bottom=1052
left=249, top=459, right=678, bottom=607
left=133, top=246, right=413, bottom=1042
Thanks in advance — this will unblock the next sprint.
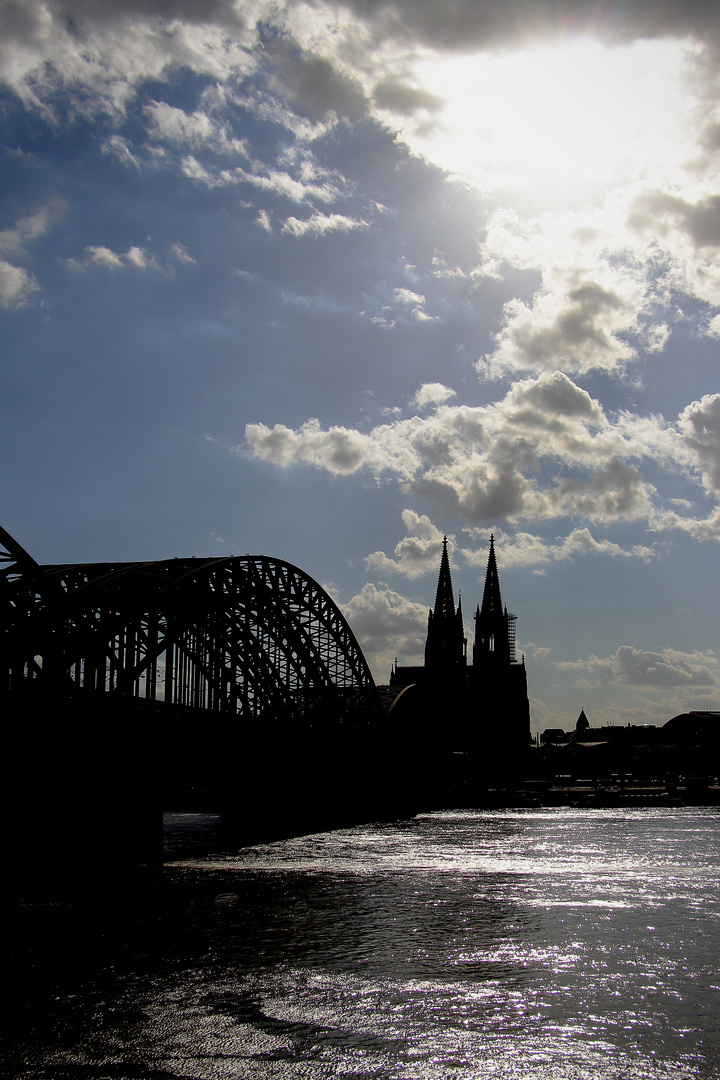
left=4, top=806, right=720, bottom=1079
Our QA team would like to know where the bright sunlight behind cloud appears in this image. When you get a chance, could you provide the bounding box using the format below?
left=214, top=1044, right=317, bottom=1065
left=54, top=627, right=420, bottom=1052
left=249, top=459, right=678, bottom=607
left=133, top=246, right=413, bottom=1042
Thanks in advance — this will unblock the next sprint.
left=402, top=38, right=693, bottom=198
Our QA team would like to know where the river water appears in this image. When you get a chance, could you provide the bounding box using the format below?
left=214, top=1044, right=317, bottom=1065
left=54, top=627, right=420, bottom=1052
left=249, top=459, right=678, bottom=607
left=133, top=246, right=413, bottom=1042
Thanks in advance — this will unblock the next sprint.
left=4, top=806, right=720, bottom=1079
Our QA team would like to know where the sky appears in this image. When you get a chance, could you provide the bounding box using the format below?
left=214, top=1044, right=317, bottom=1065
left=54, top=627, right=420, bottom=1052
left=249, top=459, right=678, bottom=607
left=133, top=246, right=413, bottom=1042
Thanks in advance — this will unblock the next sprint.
left=2, top=0, right=720, bottom=733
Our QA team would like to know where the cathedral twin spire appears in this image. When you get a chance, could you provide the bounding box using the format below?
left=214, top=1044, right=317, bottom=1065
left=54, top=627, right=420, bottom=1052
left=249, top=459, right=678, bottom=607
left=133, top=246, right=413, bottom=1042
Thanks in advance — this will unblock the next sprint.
left=419, top=532, right=530, bottom=745
left=424, top=533, right=516, bottom=675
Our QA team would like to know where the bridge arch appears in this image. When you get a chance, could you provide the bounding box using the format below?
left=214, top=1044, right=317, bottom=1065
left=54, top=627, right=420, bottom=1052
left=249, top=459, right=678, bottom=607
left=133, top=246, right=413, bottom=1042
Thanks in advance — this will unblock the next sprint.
left=0, top=528, right=380, bottom=732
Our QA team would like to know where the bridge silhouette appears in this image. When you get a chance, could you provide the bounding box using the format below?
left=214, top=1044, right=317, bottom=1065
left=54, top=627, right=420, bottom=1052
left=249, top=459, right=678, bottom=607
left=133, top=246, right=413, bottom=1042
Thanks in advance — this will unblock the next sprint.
left=1, top=524, right=378, bottom=728
left=1, top=526, right=422, bottom=889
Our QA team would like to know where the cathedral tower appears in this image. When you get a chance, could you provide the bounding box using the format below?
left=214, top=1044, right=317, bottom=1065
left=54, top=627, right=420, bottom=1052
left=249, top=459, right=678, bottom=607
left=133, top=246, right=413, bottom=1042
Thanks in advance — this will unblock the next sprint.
left=471, top=534, right=530, bottom=748
left=473, top=533, right=514, bottom=670
left=388, top=533, right=531, bottom=754
left=424, top=536, right=467, bottom=678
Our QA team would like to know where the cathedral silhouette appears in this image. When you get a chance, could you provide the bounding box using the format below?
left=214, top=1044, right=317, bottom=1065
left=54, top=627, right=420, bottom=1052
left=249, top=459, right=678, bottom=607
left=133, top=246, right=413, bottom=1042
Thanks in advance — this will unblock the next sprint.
left=389, top=535, right=531, bottom=753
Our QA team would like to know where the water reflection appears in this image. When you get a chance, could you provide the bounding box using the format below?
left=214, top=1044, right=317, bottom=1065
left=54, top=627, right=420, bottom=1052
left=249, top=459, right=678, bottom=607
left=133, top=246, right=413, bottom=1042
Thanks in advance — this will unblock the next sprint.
left=3, top=807, right=719, bottom=1079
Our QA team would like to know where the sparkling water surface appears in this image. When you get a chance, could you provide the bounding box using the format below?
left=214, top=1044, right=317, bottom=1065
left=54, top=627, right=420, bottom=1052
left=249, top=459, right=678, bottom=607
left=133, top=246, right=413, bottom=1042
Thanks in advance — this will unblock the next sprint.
left=5, top=807, right=720, bottom=1078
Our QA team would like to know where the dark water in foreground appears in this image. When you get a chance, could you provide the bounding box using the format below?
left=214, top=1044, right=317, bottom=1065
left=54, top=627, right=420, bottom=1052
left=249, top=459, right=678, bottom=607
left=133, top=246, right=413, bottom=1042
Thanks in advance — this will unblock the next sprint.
left=3, top=807, right=720, bottom=1079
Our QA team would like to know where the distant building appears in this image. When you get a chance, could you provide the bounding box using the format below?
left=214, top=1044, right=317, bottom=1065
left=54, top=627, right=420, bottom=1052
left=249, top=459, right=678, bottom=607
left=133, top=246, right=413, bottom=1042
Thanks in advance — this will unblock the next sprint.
left=536, top=710, right=720, bottom=782
left=575, top=709, right=589, bottom=733
left=390, top=535, right=531, bottom=753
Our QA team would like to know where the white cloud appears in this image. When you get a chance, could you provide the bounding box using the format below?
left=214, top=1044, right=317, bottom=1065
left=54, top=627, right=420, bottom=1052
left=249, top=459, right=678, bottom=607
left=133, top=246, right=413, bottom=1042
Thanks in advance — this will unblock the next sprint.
left=145, top=101, right=216, bottom=147
left=460, top=527, right=657, bottom=569
left=145, top=100, right=249, bottom=157
left=244, top=417, right=396, bottom=476
left=474, top=204, right=659, bottom=379
left=245, top=370, right=720, bottom=540
left=83, top=244, right=160, bottom=270
left=410, top=383, right=456, bottom=410
left=255, top=209, right=272, bottom=233
left=183, top=155, right=345, bottom=202
left=365, top=511, right=445, bottom=578
left=101, top=135, right=140, bottom=168
left=0, top=200, right=65, bottom=305
left=180, top=155, right=213, bottom=183
left=84, top=245, right=124, bottom=269
left=0, top=259, right=39, bottom=307
left=556, top=646, right=719, bottom=689
left=336, top=582, right=430, bottom=680
left=394, top=287, right=425, bottom=306
left=5, top=5, right=718, bottom=383
left=0, top=2, right=261, bottom=119
left=0, top=200, right=64, bottom=256
left=480, top=276, right=639, bottom=379
left=170, top=241, right=195, bottom=264
left=125, top=245, right=159, bottom=270
left=281, top=212, right=367, bottom=237
left=677, top=393, right=720, bottom=494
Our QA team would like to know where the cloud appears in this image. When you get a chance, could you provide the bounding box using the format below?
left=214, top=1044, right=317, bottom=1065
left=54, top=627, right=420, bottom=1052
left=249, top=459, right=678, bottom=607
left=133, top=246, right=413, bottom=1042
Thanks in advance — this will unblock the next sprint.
left=372, top=80, right=444, bottom=116
left=556, top=646, right=719, bottom=689
left=0, top=259, right=39, bottom=307
left=265, top=38, right=367, bottom=120
left=83, top=244, right=160, bottom=270
left=3, top=0, right=720, bottom=126
left=0, top=200, right=64, bottom=306
left=626, top=189, right=720, bottom=307
left=145, top=101, right=217, bottom=147
left=145, top=99, right=249, bottom=156
left=185, top=157, right=345, bottom=202
left=101, top=134, right=141, bottom=167
left=335, top=581, right=430, bottom=679
left=255, top=209, right=272, bottom=233
left=411, top=383, right=456, bottom=410
left=389, top=286, right=437, bottom=322
left=474, top=205, right=658, bottom=379
left=245, top=370, right=720, bottom=539
left=326, top=0, right=720, bottom=51
left=244, top=417, right=393, bottom=475
left=84, top=245, right=123, bottom=269
left=281, top=212, right=368, bottom=237
left=170, top=241, right=195, bottom=264
left=677, top=394, right=720, bottom=494
left=365, top=510, right=445, bottom=578
left=0, top=200, right=65, bottom=256
left=459, top=527, right=657, bottom=569
left=0, top=0, right=260, bottom=118
left=481, top=277, right=639, bottom=378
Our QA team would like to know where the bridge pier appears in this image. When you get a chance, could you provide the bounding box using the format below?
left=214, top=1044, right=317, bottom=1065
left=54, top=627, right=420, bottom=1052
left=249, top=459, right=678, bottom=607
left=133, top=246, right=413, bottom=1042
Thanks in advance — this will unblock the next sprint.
left=3, top=691, right=163, bottom=896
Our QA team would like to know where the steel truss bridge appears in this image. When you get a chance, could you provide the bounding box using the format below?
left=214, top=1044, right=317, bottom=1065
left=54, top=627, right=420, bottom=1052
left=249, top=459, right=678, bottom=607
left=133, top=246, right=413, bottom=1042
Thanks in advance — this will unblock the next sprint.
left=0, top=525, right=380, bottom=731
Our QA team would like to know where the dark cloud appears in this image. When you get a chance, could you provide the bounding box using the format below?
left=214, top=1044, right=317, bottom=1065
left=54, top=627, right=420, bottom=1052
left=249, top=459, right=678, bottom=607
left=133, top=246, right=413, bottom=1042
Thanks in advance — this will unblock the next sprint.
left=416, top=464, right=530, bottom=524
left=372, top=81, right=444, bottom=116
left=0, top=0, right=42, bottom=41
left=323, top=0, right=720, bottom=49
left=47, top=0, right=246, bottom=30
left=265, top=39, right=368, bottom=120
left=680, top=393, right=720, bottom=492
left=629, top=191, right=720, bottom=250
left=509, top=370, right=602, bottom=422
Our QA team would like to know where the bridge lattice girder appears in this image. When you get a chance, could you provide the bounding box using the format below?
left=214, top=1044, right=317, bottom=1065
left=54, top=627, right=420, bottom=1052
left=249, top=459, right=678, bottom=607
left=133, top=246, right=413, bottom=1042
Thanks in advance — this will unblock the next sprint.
left=0, top=534, right=380, bottom=730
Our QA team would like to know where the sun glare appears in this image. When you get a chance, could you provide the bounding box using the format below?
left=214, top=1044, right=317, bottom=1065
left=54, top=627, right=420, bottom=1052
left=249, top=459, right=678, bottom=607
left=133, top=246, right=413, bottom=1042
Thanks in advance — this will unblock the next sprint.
left=405, top=38, right=693, bottom=201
